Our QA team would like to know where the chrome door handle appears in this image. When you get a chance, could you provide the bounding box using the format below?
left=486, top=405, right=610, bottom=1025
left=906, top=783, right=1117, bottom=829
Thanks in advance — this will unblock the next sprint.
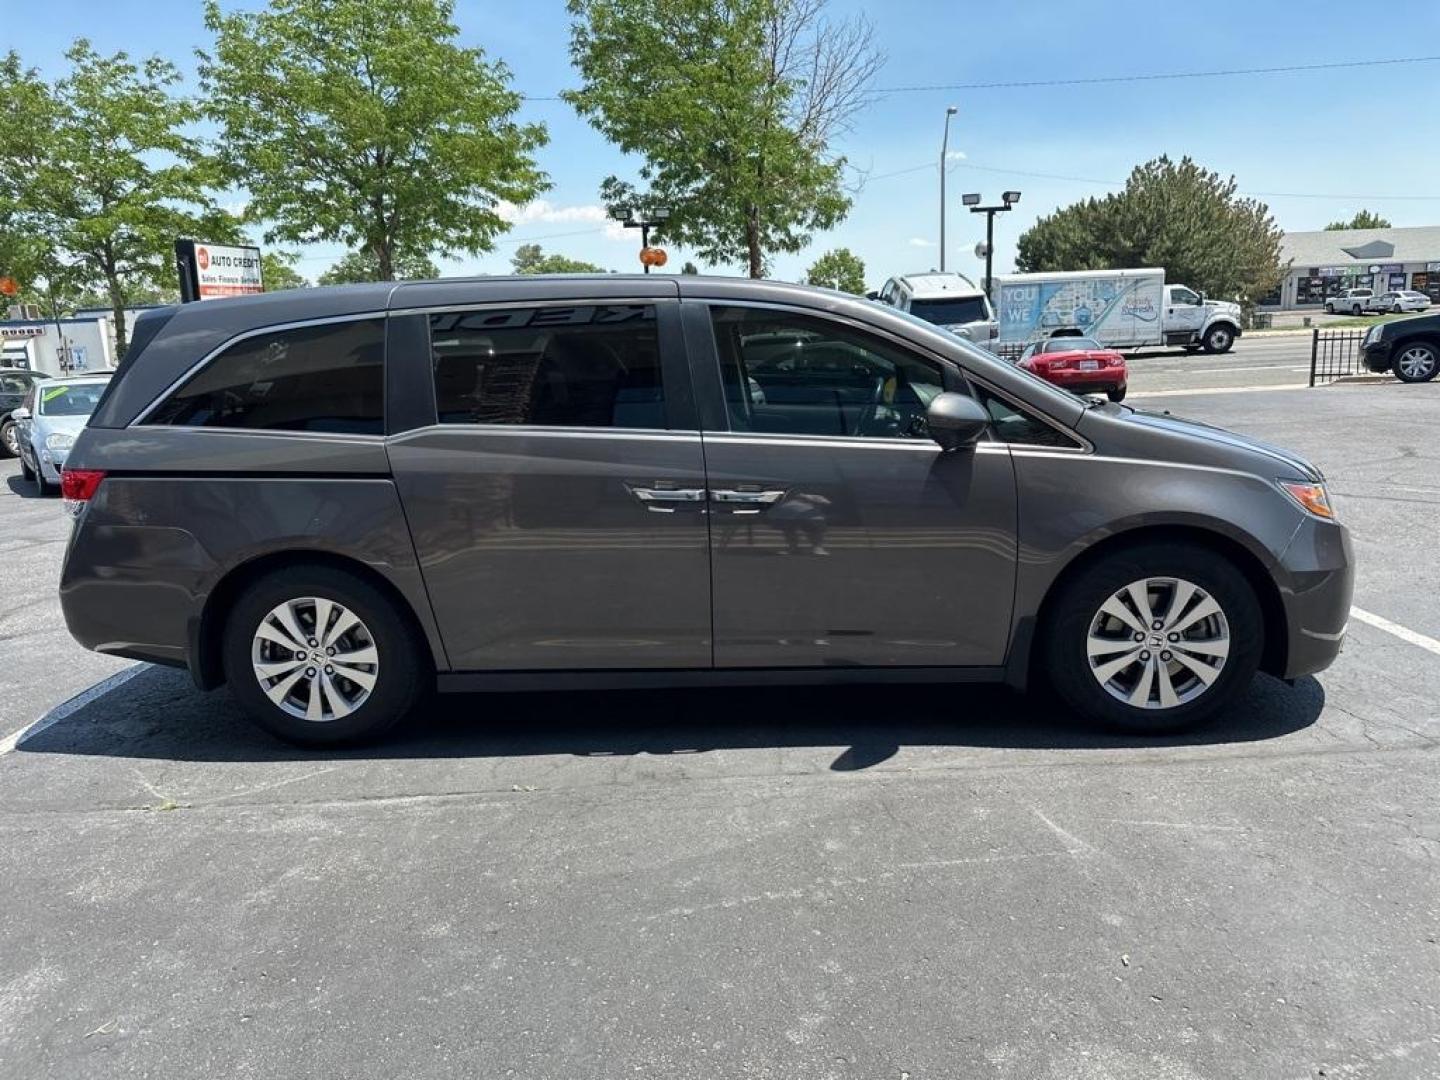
left=627, top=484, right=708, bottom=508
left=710, top=489, right=786, bottom=505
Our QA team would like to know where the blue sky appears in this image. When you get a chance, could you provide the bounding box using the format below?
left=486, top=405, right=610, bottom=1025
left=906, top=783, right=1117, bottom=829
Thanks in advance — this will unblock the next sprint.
left=9, top=0, right=1440, bottom=288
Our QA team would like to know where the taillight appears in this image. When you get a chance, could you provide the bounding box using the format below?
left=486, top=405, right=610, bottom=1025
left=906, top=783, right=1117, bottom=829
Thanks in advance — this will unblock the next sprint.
left=61, top=468, right=105, bottom=517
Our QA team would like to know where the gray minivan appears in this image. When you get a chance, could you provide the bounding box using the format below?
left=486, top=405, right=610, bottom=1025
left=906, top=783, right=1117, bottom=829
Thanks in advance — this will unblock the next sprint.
left=58, top=276, right=1352, bottom=745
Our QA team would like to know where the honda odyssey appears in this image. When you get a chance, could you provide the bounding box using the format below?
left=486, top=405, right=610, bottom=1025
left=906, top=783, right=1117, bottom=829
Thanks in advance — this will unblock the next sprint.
left=58, top=276, right=1352, bottom=745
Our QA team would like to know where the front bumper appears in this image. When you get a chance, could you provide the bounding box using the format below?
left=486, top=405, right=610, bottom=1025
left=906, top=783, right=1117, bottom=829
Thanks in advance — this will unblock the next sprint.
left=1361, top=340, right=1392, bottom=373
left=1278, top=517, right=1355, bottom=679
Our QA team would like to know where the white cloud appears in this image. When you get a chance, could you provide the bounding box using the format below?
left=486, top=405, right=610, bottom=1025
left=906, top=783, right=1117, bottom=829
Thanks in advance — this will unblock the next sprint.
left=945, top=149, right=967, bottom=162
left=495, top=198, right=609, bottom=225
left=908, top=237, right=936, bottom=248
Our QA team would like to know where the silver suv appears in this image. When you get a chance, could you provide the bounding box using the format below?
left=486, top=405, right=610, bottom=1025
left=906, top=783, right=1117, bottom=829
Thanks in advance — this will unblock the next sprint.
left=59, top=276, right=1352, bottom=745
left=876, top=271, right=999, bottom=345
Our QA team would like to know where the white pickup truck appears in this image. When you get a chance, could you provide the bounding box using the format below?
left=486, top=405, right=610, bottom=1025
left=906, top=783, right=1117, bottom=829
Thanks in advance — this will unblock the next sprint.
left=1325, top=288, right=1373, bottom=316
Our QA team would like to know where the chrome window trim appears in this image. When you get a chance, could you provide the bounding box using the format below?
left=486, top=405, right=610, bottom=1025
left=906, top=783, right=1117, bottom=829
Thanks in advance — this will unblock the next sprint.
left=391, top=297, right=668, bottom=318
left=129, top=311, right=389, bottom=428
left=386, top=424, right=701, bottom=445
left=120, top=425, right=387, bottom=443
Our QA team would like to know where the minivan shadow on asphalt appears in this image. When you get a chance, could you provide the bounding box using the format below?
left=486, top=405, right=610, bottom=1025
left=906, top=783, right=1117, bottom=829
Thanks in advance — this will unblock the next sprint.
left=4, top=473, right=45, bottom=499
left=16, top=663, right=1326, bottom=769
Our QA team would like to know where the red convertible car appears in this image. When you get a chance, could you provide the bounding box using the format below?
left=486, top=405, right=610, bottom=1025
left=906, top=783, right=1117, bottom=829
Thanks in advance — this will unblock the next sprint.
left=1016, top=335, right=1128, bottom=401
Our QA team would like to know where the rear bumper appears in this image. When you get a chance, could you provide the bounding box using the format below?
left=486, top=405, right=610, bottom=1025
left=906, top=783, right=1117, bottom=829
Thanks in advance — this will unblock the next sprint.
left=1045, top=374, right=1127, bottom=394
left=1278, top=517, right=1355, bottom=679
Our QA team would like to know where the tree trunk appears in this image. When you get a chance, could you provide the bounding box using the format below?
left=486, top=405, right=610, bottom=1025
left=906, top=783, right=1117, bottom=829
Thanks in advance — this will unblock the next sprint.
left=374, top=241, right=394, bottom=282
left=106, top=274, right=128, bottom=362
left=745, top=206, right=763, bottom=279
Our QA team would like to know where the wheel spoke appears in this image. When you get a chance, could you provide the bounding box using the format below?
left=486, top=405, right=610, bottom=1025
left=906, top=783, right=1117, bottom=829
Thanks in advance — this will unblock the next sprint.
left=1170, top=596, right=1220, bottom=636
left=319, top=671, right=353, bottom=719
left=1100, top=596, right=1147, bottom=635
left=1125, top=582, right=1156, bottom=627
left=330, top=662, right=377, bottom=691
left=305, top=672, right=324, bottom=722
left=312, top=597, right=334, bottom=646
left=1173, top=635, right=1229, bottom=660
left=1156, top=661, right=1180, bottom=709
left=1162, top=580, right=1197, bottom=631
left=324, top=609, right=361, bottom=648
left=272, top=601, right=310, bottom=649
left=255, top=619, right=306, bottom=653
left=1127, top=656, right=1157, bottom=706
left=331, top=645, right=378, bottom=667
left=254, top=657, right=304, bottom=680
left=1171, top=648, right=1221, bottom=686
left=263, top=667, right=306, bottom=706
left=1087, top=635, right=1135, bottom=659
left=1092, top=647, right=1144, bottom=684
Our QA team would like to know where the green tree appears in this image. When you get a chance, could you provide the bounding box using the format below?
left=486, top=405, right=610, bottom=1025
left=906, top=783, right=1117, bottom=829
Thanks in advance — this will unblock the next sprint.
left=261, top=252, right=309, bottom=291
left=1016, top=156, right=1285, bottom=305
left=804, top=247, right=865, bottom=293
left=201, top=0, right=548, bottom=281
left=0, top=43, right=236, bottom=355
left=1325, top=210, right=1391, bottom=231
left=317, top=250, right=439, bottom=285
left=565, top=0, right=882, bottom=278
left=510, top=242, right=605, bottom=274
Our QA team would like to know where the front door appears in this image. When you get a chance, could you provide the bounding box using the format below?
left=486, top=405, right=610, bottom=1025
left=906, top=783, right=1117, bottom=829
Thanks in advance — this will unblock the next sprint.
left=693, top=302, right=1018, bottom=669
left=1165, top=286, right=1206, bottom=342
left=388, top=300, right=712, bottom=671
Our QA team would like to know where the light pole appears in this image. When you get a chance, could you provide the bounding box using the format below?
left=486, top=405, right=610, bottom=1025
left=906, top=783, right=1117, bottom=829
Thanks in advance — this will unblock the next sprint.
left=963, top=190, right=1021, bottom=299
left=939, top=106, right=958, bottom=272
left=614, top=207, right=672, bottom=273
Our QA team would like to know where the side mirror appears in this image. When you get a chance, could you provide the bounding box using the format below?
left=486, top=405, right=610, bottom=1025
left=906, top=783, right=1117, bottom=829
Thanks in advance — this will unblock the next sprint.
left=865, top=290, right=879, bottom=301
left=926, top=392, right=989, bottom=452
left=10, top=406, right=29, bottom=421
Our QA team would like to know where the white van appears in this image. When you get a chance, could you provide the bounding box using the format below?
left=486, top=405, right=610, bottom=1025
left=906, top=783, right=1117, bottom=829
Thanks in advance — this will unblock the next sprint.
left=875, top=272, right=999, bottom=345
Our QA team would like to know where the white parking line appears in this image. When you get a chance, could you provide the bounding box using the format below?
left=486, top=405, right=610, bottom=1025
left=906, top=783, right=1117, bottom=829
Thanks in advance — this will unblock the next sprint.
left=0, top=664, right=149, bottom=758
left=1350, top=607, right=1440, bottom=657
left=1129, top=383, right=1310, bottom=398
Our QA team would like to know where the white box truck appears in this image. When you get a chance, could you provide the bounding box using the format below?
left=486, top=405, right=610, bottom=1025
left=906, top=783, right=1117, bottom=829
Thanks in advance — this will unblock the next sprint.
left=995, top=269, right=1242, bottom=353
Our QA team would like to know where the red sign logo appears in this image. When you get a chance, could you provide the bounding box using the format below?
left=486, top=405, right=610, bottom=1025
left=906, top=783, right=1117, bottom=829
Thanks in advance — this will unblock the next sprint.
left=196, top=247, right=210, bottom=271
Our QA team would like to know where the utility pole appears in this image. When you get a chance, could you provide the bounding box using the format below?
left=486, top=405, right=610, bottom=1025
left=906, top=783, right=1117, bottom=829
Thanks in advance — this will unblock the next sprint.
left=939, top=106, right=958, bottom=272
left=963, top=190, right=1022, bottom=299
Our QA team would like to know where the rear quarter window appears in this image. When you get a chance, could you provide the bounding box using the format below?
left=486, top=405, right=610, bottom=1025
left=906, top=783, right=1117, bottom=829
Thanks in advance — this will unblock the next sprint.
left=146, top=318, right=385, bottom=434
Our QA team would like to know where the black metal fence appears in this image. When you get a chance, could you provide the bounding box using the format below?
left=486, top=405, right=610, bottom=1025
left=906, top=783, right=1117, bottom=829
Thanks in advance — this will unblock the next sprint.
left=989, top=341, right=1027, bottom=363
left=1309, top=328, right=1367, bottom=387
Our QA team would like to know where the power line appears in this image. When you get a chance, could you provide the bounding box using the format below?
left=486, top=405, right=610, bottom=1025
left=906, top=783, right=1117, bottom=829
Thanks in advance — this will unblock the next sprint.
left=871, top=55, right=1440, bottom=93
left=520, top=55, right=1440, bottom=101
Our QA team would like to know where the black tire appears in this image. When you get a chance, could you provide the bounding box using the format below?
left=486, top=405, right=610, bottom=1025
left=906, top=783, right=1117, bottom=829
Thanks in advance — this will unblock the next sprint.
left=221, top=565, right=428, bottom=746
left=1392, top=340, right=1440, bottom=383
left=0, top=420, right=17, bottom=458
left=1041, top=542, right=1263, bottom=735
left=1351, top=304, right=1362, bottom=316
left=1201, top=323, right=1235, bottom=354
left=1106, top=386, right=1127, bottom=402
left=1392, top=304, right=1403, bottom=314
left=19, top=455, right=34, bottom=482
left=36, top=468, right=54, bottom=496
left=1324, top=303, right=1334, bottom=314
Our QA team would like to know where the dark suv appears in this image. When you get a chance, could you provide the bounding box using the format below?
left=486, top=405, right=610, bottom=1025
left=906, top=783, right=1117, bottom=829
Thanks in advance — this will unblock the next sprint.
left=58, top=276, right=1353, bottom=745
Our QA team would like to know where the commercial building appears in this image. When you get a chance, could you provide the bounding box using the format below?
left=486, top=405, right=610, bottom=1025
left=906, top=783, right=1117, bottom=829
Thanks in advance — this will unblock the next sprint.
left=1262, top=226, right=1440, bottom=309
left=1, top=304, right=165, bottom=376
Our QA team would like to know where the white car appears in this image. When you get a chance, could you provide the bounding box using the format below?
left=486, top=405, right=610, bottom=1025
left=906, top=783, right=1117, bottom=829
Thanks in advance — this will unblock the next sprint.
left=874, top=272, right=999, bottom=345
left=12, top=374, right=112, bottom=495
left=1365, top=290, right=1431, bottom=315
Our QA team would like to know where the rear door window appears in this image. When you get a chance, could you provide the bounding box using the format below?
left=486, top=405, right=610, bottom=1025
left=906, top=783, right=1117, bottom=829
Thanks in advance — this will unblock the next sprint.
left=147, top=318, right=385, bottom=434
left=428, top=304, right=665, bottom=429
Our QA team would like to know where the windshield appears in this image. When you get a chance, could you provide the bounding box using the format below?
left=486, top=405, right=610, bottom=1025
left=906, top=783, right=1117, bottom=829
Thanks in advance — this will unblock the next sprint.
left=909, top=296, right=991, bottom=325
left=1045, top=337, right=1103, bottom=353
left=37, top=382, right=107, bottom=417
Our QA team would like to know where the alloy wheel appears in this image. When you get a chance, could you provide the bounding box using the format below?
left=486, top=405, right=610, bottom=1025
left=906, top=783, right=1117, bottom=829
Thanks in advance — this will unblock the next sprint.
left=1085, top=576, right=1230, bottom=710
left=1396, top=346, right=1437, bottom=380
left=250, top=596, right=379, bottom=722
left=1, top=424, right=16, bottom=455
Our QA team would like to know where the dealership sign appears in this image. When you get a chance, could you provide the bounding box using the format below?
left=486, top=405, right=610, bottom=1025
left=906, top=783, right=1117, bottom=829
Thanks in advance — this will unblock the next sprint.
left=174, top=239, right=264, bottom=302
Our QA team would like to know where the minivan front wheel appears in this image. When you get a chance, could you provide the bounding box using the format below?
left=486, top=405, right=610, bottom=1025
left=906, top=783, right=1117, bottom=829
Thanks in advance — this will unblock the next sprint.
left=1043, top=544, right=1262, bottom=733
left=222, top=566, right=426, bottom=746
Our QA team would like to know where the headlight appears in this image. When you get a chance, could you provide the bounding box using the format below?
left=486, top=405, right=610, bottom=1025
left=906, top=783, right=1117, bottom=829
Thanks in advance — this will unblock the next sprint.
left=45, top=432, right=75, bottom=453
left=1279, top=479, right=1335, bottom=520
left=1364, top=324, right=1382, bottom=344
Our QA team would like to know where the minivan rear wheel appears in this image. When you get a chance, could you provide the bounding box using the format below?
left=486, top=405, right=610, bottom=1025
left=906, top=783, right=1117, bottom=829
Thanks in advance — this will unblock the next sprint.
left=1042, top=543, right=1262, bottom=734
left=221, top=566, right=427, bottom=746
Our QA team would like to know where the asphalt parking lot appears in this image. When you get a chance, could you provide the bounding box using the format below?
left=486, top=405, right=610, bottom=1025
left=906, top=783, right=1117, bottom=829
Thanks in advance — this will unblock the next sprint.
left=2, top=374, right=1438, bottom=1079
